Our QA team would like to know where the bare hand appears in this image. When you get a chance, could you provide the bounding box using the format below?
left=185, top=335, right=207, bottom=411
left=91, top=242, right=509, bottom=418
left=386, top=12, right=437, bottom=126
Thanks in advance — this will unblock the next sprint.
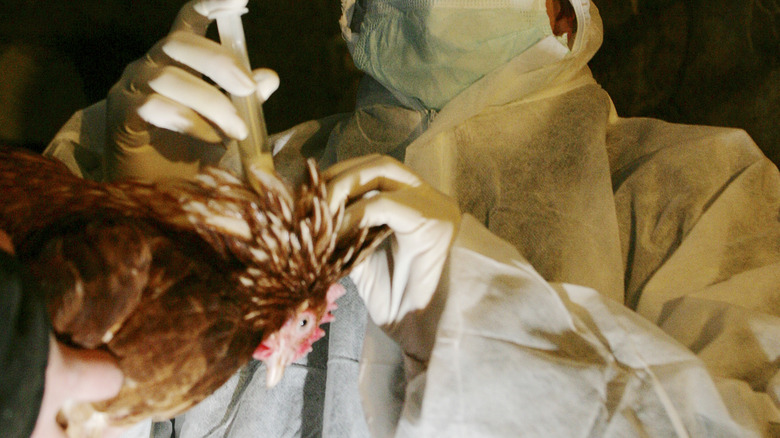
left=31, top=338, right=124, bottom=438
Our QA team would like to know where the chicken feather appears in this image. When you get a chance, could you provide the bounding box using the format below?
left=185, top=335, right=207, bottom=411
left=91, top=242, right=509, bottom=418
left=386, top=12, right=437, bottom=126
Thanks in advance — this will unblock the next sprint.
left=0, top=146, right=389, bottom=437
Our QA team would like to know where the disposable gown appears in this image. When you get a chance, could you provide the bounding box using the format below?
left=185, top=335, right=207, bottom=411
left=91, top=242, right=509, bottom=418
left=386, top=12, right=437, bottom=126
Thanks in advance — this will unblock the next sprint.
left=42, top=0, right=780, bottom=436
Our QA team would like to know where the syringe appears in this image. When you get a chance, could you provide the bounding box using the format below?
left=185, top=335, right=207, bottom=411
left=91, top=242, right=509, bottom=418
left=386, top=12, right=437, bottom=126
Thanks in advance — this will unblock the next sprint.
left=213, top=8, right=274, bottom=177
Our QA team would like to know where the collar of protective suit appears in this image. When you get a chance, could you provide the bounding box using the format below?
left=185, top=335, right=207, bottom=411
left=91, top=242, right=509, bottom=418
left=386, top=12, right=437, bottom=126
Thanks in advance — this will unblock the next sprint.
left=402, top=0, right=606, bottom=172
left=399, top=0, right=608, bottom=200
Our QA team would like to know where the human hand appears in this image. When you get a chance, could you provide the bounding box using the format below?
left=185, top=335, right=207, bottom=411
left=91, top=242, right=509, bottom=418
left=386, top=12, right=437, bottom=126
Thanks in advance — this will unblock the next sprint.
left=324, top=155, right=460, bottom=365
left=31, top=338, right=124, bottom=438
left=0, top=235, right=122, bottom=438
left=5, top=229, right=125, bottom=438
left=105, top=0, right=279, bottom=182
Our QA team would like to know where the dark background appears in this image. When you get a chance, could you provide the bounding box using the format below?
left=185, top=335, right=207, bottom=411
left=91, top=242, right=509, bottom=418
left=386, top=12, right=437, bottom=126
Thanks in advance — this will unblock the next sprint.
left=0, top=0, right=777, bottom=166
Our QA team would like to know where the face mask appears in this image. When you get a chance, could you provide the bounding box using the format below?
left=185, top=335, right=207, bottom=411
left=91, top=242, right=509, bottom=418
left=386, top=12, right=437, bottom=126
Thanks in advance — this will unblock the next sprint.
left=344, top=0, right=554, bottom=110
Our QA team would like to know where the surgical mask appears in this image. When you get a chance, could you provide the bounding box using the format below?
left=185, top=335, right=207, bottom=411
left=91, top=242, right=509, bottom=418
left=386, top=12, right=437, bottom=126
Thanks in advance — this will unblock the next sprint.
left=343, top=0, right=554, bottom=110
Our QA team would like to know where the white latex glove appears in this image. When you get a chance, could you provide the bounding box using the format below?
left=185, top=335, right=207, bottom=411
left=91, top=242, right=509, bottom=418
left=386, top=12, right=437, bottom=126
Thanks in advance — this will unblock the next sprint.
left=324, top=155, right=460, bottom=368
left=105, top=0, right=280, bottom=182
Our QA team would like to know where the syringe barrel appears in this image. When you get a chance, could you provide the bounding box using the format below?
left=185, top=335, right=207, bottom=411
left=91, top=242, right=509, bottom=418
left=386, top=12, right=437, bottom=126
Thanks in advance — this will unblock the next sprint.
left=216, top=13, right=271, bottom=166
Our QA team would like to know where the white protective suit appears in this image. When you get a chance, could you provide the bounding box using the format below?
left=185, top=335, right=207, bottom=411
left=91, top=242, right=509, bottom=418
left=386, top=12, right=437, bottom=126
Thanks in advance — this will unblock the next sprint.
left=43, top=0, right=780, bottom=436
left=331, top=1, right=780, bottom=434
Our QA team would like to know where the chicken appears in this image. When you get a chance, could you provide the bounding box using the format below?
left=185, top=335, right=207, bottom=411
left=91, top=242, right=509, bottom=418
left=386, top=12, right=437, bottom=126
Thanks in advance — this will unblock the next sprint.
left=0, top=146, right=389, bottom=437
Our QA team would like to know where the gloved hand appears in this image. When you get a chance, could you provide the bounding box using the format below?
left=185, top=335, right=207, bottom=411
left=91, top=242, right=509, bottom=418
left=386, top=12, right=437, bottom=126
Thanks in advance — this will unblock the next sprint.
left=105, top=0, right=279, bottom=182
left=324, top=155, right=461, bottom=369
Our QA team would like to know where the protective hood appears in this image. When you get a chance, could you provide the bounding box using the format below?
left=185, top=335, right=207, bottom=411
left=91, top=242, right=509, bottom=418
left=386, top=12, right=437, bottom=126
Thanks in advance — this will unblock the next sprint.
left=339, top=0, right=604, bottom=137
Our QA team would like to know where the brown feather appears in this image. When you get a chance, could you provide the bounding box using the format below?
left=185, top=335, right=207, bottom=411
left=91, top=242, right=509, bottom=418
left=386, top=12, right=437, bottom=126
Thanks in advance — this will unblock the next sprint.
left=0, top=145, right=389, bottom=435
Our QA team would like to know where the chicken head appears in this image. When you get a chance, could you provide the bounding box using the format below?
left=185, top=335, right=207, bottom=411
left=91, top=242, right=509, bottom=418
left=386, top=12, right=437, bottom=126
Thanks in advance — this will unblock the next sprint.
left=252, top=283, right=345, bottom=387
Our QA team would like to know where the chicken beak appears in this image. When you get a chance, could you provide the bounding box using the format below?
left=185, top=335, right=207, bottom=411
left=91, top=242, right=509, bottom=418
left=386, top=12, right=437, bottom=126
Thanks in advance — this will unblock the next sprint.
left=265, top=353, right=287, bottom=388
left=263, top=339, right=291, bottom=388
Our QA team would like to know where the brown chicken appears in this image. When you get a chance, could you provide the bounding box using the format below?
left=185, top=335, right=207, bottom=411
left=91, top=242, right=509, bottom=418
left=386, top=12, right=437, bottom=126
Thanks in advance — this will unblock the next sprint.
left=0, top=146, right=388, bottom=437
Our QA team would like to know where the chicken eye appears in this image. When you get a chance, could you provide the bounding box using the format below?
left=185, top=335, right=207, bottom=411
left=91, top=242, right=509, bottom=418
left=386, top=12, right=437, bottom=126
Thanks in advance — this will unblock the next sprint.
left=299, top=316, right=310, bottom=328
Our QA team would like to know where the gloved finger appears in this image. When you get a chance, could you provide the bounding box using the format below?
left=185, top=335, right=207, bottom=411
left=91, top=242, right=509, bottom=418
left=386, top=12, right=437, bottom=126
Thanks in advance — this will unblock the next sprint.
left=340, top=189, right=428, bottom=238
left=324, top=155, right=423, bottom=213
left=146, top=65, right=248, bottom=140
left=148, top=31, right=256, bottom=97
left=253, top=68, right=280, bottom=103
left=323, top=153, right=386, bottom=179
left=171, top=0, right=249, bottom=35
left=136, top=93, right=226, bottom=144
left=109, top=59, right=226, bottom=144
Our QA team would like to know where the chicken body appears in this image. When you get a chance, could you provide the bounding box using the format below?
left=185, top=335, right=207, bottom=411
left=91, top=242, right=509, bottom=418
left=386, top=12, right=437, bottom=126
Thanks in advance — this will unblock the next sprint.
left=0, top=146, right=386, bottom=436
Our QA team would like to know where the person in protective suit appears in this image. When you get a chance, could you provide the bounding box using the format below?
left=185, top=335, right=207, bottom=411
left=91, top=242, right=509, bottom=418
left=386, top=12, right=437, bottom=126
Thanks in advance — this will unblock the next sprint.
left=43, top=0, right=780, bottom=436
